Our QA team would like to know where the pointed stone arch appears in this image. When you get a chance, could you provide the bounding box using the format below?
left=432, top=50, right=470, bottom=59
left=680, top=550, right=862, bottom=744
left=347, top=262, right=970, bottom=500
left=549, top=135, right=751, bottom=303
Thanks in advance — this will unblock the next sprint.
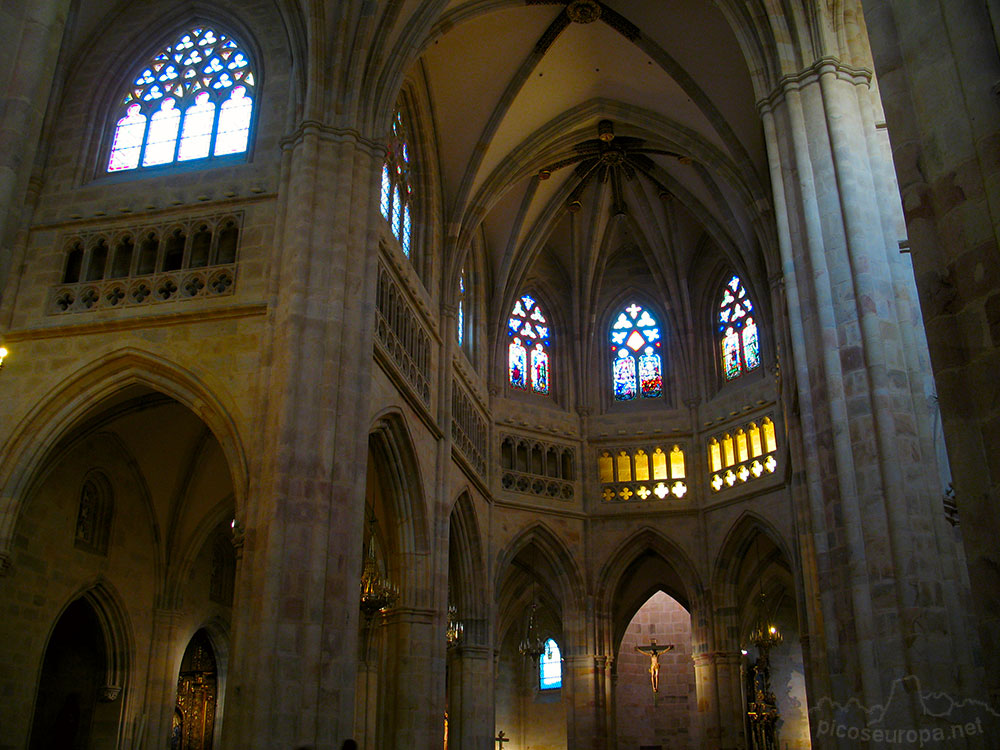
left=711, top=511, right=796, bottom=647
left=448, top=491, right=487, bottom=639
left=368, top=409, right=432, bottom=609
left=595, top=526, right=705, bottom=653
left=494, top=522, right=585, bottom=650
left=60, top=578, right=135, bottom=700
left=0, top=348, right=248, bottom=563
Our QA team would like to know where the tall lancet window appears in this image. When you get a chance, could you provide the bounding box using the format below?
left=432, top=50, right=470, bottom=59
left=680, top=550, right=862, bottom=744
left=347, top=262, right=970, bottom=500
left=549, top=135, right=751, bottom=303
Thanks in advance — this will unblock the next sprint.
left=507, top=294, right=551, bottom=394
left=457, top=268, right=466, bottom=346
left=610, top=302, right=662, bottom=401
left=107, top=26, right=256, bottom=172
left=717, top=275, right=760, bottom=380
left=380, top=109, right=414, bottom=256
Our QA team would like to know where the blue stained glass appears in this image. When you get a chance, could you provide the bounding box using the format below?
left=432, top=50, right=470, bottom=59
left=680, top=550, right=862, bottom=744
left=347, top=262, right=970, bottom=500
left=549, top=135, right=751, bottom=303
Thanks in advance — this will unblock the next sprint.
left=402, top=205, right=411, bottom=257
left=509, top=294, right=552, bottom=394
left=611, top=331, right=627, bottom=345
left=540, top=638, right=562, bottom=690
left=531, top=346, right=549, bottom=394
left=509, top=338, right=527, bottom=389
left=614, top=351, right=637, bottom=400
left=380, top=166, right=391, bottom=220
left=457, top=301, right=464, bottom=346
left=723, top=327, right=741, bottom=380
left=743, top=318, right=760, bottom=371
left=613, top=313, right=632, bottom=330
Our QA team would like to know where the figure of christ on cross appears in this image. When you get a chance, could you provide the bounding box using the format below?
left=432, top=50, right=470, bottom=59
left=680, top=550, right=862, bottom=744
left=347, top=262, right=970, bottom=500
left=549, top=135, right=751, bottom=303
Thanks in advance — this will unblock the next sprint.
left=495, top=730, right=509, bottom=750
left=634, top=638, right=674, bottom=693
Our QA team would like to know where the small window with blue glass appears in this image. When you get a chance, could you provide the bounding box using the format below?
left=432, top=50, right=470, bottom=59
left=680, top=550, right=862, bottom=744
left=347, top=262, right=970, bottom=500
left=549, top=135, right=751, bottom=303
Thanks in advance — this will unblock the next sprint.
left=539, top=638, right=562, bottom=690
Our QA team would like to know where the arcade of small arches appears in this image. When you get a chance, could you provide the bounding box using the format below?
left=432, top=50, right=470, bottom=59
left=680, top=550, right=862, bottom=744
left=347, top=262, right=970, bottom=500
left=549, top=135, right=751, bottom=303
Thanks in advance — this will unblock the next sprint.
left=0, top=0, right=991, bottom=749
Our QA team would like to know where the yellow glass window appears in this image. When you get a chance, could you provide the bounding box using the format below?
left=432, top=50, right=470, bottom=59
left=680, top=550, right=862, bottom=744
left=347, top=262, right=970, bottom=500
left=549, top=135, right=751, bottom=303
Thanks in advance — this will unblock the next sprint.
left=722, top=434, right=735, bottom=467
left=670, top=445, right=685, bottom=479
left=749, top=423, right=762, bottom=457
left=709, top=439, right=722, bottom=473
left=652, top=448, right=668, bottom=480
left=762, top=418, right=777, bottom=453
left=736, top=429, right=748, bottom=463
left=617, top=450, right=632, bottom=482
left=634, top=449, right=649, bottom=481
left=599, top=451, right=614, bottom=483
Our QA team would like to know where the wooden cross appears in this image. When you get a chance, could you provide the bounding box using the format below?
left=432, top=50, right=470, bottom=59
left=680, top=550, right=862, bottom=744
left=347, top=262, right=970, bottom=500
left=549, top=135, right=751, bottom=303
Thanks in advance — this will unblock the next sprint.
left=495, top=730, right=509, bottom=750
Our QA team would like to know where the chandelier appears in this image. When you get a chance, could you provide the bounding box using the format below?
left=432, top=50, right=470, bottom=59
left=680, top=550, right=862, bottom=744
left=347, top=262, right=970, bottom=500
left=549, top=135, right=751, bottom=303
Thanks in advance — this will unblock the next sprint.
left=745, top=542, right=782, bottom=750
left=359, top=540, right=398, bottom=619
left=518, top=598, right=545, bottom=660
left=446, top=604, right=464, bottom=646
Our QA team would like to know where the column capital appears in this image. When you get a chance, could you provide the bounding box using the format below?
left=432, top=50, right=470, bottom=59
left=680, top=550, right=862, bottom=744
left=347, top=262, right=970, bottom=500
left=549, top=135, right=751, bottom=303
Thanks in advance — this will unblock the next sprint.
left=757, top=56, right=872, bottom=115
left=279, top=120, right=385, bottom=157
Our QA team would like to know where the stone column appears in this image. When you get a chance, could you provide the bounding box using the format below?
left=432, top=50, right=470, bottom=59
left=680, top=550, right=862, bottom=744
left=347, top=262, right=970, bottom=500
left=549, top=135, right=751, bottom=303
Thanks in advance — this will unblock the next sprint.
left=140, top=607, right=183, bottom=749
left=381, top=607, right=438, bottom=750
left=448, top=643, right=494, bottom=750
left=0, top=0, right=70, bottom=298
left=693, top=651, right=744, bottom=750
left=759, top=56, right=981, bottom=734
left=863, top=0, right=1000, bottom=713
left=565, top=653, right=605, bottom=750
left=220, top=121, right=384, bottom=750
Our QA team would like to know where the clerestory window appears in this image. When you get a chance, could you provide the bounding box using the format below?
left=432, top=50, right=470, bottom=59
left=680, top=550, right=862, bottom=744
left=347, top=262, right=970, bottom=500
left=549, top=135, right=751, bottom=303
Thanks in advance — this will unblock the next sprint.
left=106, top=26, right=256, bottom=173
left=717, top=275, right=760, bottom=381
left=610, top=302, right=663, bottom=401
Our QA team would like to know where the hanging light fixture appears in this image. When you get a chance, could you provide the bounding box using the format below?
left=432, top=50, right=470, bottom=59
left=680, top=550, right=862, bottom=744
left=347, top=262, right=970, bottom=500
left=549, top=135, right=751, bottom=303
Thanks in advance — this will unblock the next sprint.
left=518, top=587, right=545, bottom=661
left=745, top=539, right=782, bottom=750
left=359, top=537, right=398, bottom=619
left=446, top=604, right=464, bottom=646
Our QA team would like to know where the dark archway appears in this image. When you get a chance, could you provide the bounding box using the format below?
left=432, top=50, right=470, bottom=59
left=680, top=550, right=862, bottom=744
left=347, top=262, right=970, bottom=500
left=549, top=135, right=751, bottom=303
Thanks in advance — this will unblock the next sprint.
left=30, top=598, right=114, bottom=750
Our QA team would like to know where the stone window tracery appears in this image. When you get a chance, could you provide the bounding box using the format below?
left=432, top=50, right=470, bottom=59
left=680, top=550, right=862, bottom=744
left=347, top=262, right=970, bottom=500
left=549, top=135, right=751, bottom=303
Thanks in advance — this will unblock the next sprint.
left=107, top=25, right=255, bottom=173
left=610, top=302, right=662, bottom=401
left=380, top=109, right=414, bottom=257
left=507, top=294, right=551, bottom=394
left=717, top=274, right=760, bottom=381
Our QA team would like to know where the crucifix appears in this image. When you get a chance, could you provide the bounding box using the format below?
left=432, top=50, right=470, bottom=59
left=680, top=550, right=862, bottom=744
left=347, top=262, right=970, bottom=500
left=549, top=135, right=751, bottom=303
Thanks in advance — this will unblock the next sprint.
left=634, top=638, right=674, bottom=693
left=495, top=730, right=509, bottom=750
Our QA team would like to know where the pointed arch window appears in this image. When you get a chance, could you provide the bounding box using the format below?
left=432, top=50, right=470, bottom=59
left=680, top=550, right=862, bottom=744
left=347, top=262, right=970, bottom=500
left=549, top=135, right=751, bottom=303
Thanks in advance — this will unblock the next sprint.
left=380, top=109, right=414, bottom=256
left=717, top=275, right=760, bottom=381
left=507, top=294, right=551, bottom=394
left=539, top=638, right=562, bottom=690
left=610, top=302, right=662, bottom=401
left=74, top=472, right=114, bottom=555
left=107, top=26, right=256, bottom=173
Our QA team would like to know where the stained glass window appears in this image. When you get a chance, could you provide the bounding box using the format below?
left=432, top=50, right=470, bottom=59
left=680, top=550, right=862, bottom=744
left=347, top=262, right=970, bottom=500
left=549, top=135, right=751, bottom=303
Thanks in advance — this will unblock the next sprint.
left=718, top=275, right=761, bottom=380
left=610, top=303, right=662, bottom=401
left=507, top=294, right=551, bottom=394
left=457, top=269, right=466, bottom=346
left=540, top=638, right=562, bottom=690
left=107, top=26, right=256, bottom=172
left=380, top=110, right=414, bottom=256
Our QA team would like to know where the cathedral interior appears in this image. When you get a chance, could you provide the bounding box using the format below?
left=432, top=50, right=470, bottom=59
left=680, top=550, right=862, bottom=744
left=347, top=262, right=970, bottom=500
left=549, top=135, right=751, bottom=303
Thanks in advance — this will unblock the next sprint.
left=1, top=0, right=999, bottom=748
